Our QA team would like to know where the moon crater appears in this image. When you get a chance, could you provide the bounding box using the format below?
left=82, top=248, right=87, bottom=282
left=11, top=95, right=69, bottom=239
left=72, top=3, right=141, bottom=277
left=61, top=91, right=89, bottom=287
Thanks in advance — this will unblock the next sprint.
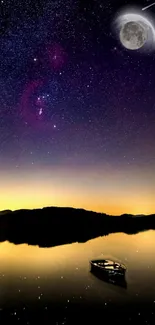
left=120, top=21, right=147, bottom=50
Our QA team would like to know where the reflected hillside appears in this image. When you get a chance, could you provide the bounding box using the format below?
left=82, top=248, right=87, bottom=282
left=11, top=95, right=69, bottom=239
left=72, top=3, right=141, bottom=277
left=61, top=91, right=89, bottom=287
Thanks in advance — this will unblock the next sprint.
left=0, top=206, right=155, bottom=247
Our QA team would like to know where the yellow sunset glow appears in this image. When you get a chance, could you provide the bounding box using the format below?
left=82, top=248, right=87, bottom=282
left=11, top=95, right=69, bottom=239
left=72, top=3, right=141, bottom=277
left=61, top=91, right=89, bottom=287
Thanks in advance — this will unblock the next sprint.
left=0, top=164, right=154, bottom=215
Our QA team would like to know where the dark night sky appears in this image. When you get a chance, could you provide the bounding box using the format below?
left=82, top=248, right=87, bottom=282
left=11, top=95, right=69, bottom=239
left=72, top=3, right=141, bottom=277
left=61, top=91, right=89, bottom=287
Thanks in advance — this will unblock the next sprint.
left=0, top=0, right=155, bottom=214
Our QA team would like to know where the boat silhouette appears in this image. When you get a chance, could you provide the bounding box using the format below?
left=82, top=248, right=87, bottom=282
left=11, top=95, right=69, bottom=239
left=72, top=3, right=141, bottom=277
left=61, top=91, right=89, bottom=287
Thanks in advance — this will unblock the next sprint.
left=90, top=259, right=127, bottom=288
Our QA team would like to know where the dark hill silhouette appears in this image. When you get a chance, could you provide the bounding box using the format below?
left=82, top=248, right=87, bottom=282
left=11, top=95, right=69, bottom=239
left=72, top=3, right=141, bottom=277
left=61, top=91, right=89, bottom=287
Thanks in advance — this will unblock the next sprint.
left=0, top=206, right=155, bottom=247
left=0, top=210, right=12, bottom=215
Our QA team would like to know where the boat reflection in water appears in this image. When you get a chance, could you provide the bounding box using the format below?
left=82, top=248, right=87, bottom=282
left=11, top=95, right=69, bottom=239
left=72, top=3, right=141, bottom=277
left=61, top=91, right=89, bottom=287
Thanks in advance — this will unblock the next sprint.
left=90, top=259, right=127, bottom=288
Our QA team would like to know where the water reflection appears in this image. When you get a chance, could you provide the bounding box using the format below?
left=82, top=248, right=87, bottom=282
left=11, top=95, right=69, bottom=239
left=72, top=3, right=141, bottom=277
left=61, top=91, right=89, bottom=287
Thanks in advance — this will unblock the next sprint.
left=0, top=230, right=155, bottom=323
left=90, top=268, right=127, bottom=289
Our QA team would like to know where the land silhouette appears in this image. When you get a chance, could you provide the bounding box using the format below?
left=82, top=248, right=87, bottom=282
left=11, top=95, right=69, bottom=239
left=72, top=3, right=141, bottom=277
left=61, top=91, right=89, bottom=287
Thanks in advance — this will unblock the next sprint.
left=0, top=206, right=155, bottom=247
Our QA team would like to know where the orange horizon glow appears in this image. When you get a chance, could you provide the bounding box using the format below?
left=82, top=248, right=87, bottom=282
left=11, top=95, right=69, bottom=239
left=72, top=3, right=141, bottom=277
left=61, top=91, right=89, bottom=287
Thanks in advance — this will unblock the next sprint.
left=0, top=164, right=155, bottom=215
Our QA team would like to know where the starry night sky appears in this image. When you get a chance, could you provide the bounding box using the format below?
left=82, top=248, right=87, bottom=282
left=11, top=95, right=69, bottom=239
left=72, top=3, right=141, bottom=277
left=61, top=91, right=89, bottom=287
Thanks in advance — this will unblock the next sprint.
left=0, top=0, right=155, bottom=214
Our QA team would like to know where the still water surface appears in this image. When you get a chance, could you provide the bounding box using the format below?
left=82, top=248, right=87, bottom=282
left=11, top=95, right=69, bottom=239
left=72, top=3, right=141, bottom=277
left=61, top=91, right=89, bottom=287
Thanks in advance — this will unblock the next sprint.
left=0, top=230, right=155, bottom=323
left=0, top=231, right=155, bottom=303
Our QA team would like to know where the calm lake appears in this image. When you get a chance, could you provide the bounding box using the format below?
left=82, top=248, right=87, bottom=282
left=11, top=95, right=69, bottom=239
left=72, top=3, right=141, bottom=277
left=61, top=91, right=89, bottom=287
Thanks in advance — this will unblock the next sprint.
left=0, top=230, right=155, bottom=324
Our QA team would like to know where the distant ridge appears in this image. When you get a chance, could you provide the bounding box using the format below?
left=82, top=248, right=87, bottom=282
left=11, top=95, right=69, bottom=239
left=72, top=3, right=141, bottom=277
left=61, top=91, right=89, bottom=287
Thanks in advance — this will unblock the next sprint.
left=0, top=206, right=150, bottom=217
left=0, top=210, right=12, bottom=215
left=0, top=206, right=154, bottom=247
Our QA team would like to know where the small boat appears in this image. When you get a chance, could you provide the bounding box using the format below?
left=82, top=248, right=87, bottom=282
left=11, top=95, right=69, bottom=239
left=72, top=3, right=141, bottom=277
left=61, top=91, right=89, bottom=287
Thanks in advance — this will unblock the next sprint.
left=90, top=259, right=126, bottom=278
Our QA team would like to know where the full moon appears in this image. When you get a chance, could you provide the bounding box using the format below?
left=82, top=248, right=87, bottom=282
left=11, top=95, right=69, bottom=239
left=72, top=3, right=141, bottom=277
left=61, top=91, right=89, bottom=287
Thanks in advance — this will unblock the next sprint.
left=120, top=21, right=147, bottom=50
left=114, top=12, right=155, bottom=52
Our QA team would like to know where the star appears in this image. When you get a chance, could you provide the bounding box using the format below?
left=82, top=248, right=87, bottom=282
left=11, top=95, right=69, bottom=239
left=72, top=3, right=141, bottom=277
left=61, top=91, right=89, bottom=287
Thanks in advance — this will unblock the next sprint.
left=39, top=108, right=43, bottom=116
